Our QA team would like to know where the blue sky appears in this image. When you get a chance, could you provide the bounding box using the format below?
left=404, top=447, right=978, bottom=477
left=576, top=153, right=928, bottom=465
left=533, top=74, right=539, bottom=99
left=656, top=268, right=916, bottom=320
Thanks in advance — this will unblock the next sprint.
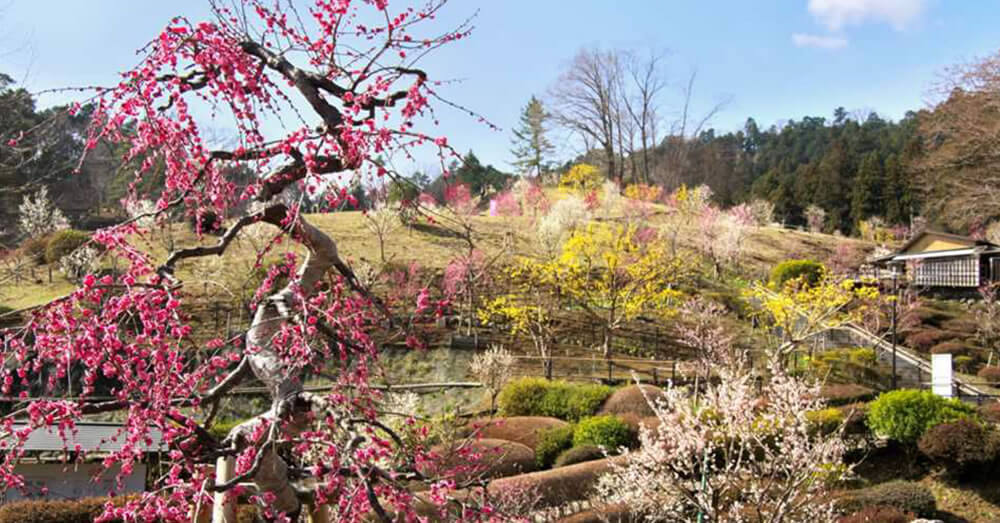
left=2, top=0, right=998, bottom=172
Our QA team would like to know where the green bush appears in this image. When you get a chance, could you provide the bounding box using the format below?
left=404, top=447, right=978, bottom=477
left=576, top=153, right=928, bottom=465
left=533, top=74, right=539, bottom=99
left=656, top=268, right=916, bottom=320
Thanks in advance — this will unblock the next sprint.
left=497, top=378, right=612, bottom=421
left=554, top=445, right=605, bottom=467
left=867, top=389, right=978, bottom=444
left=0, top=496, right=128, bottom=523
left=497, top=377, right=550, bottom=418
left=917, top=418, right=996, bottom=477
left=534, top=424, right=574, bottom=468
left=954, top=355, right=976, bottom=373
left=978, top=366, right=1000, bottom=384
left=835, top=480, right=936, bottom=518
left=43, top=229, right=91, bottom=264
left=573, top=415, right=634, bottom=449
left=806, top=407, right=845, bottom=435
left=769, top=259, right=825, bottom=288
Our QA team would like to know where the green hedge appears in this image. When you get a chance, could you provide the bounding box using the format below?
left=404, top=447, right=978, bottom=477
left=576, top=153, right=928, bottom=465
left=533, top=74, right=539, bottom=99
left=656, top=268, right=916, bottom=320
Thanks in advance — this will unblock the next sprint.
left=44, top=229, right=91, bottom=264
left=867, top=389, right=978, bottom=444
left=573, top=415, right=634, bottom=449
left=497, top=378, right=613, bottom=421
left=769, top=259, right=825, bottom=288
left=534, top=425, right=574, bottom=468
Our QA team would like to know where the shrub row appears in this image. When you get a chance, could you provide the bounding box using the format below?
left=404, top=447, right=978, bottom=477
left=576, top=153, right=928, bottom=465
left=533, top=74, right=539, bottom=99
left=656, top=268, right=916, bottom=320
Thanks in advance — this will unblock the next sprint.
left=533, top=415, right=635, bottom=468
left=497, top=378, right=613, bottom=421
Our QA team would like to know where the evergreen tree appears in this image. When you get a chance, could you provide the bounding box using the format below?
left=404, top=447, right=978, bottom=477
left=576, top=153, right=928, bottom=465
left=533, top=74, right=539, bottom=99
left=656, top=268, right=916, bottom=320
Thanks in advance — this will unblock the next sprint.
left=883, top=154, right=910, bottom=226
left=850, top=151, right=884, bottom=227
left=510, top=96, right=555, bottom=178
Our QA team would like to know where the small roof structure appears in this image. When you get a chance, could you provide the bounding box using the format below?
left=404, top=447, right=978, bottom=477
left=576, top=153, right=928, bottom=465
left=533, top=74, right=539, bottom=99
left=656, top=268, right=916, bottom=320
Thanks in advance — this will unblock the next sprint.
left=876, top=230, right=1000, bottom=264
left=10, top=422, right=164, bottom=454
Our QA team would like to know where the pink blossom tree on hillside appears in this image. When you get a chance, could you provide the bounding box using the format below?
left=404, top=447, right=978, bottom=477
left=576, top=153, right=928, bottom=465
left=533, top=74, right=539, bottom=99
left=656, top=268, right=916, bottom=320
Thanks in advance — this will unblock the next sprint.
left=0, top=1, right=502, bottom=521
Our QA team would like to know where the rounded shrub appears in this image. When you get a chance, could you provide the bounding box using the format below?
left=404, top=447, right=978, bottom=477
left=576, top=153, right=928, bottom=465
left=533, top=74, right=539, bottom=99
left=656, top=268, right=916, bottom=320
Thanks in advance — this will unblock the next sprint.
left=769, top=259, right=825, bottom=288
left=534, top=424, right=574, bottom=468
left=980, top=401, right=1000, bottom=424
left=929, top=341, right=971, bottom=356
left=497, top=378, right=612, bottom=421
left=978, top=366, right=1000, bottom=384
left=598, top=384, right=664, bottom=418
left=917, top=418, right=995, bottom=477
left=867, top=389, right=978, bottom=444
left=497, top=377, right=550, bottom=417
left=904, top=329, right=954, bottom=352
left=806, top=407, right=845, bottom=435
left=835, top=480, right=936, bottom=518
left=837, top=505, right=914, bottom=523
left=422, top=438, right=536, bottom=482
left=554, top=445, right=605, bottom=467
left=573, top=415, right=634, bottom=449
left=469, top=416, right=568, bottom=450
left=821, top=384, right=876, bottom=406
left=0, top=496, right=130, bottom=523
left=43, top=229, right=90, bottom=264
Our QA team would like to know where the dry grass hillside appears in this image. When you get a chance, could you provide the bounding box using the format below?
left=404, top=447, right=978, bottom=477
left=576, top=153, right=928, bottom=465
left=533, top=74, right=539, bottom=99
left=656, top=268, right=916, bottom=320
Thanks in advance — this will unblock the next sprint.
left=0, top=203, right=876, bottom=312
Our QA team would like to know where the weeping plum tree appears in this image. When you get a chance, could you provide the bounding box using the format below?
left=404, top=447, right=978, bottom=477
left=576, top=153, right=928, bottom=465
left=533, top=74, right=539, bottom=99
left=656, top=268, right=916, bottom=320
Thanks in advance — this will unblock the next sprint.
left=0, top=1, right=502, bottom=521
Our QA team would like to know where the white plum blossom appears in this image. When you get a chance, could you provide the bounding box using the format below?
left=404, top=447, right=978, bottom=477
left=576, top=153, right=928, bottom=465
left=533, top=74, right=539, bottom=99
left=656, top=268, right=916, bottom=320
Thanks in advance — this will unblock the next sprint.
left=18, top=187, right=69, bottom=238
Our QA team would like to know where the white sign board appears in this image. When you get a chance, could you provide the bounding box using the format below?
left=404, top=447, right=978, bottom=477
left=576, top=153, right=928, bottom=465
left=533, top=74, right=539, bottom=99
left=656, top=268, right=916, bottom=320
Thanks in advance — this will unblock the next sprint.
left=932, top=353, right=953, bottom=398
left=3, top=463, right=146, bottom=502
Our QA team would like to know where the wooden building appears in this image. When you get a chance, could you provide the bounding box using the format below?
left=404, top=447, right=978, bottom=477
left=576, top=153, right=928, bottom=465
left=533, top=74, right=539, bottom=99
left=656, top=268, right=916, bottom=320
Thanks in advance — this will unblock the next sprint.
left=874, top=231, right=1000, bottom=288
left=1, top=422, right=162, bottom=503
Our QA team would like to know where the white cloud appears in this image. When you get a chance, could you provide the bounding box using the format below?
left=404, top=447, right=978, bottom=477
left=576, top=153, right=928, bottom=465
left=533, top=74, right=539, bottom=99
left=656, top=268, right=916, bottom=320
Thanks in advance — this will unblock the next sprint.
left=807, top=0, right=926, bottom=30
left=792, top=33, right=849, bottom=49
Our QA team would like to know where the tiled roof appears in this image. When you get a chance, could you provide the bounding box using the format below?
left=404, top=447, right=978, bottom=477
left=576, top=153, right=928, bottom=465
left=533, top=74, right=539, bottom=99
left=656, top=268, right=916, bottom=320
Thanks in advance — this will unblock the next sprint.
left=10, top=422, right=164, bottom=453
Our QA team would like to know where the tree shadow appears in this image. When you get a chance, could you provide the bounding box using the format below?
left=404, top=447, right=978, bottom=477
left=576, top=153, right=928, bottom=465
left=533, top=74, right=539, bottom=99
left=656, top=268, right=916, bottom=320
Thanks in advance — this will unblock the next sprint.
left=408, top=222, right=464, bottom=239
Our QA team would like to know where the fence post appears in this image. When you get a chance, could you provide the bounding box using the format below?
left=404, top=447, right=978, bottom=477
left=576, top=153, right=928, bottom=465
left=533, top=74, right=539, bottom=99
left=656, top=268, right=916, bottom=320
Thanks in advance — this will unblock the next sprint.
left=671, top=361, right=677, bottom=382
left=607, top=360, right=613, bottom=383
left=652, top=367, right=658, bottom=386
left=212, top=457, right=237, bottom=523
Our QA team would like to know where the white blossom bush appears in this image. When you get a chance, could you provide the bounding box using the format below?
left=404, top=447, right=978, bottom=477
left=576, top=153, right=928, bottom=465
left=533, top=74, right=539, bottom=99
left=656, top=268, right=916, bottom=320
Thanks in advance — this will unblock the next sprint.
left=599, top=180, right=623, bottom=219
left=748, top=198, right=776, bottom=227
left=59, top=246, right=99, bottom=282
left=805, top=204, right=827, bottom=233
left=18, top=186, right=70, bottom=238
left=469, top=345, right=515, bottom=412
left=537, top=196, right=590, bottom=257
left=594, top=362, right=847, bottom=522
left=125, top=198, right=158, bottom=228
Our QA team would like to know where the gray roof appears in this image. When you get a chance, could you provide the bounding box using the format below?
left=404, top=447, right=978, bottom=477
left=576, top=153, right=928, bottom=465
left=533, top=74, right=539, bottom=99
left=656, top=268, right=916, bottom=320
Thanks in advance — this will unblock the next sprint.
left=10, top=422, right=164, bottom=453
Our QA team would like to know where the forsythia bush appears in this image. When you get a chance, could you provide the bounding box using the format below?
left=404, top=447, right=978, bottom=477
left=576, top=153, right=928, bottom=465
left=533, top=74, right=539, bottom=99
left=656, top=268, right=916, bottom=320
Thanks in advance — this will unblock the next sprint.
left=623, top=183, right=663, bottom=202
left=867, top=389, right=978, bottom=444
left=559, top=163, right=603, bottom=192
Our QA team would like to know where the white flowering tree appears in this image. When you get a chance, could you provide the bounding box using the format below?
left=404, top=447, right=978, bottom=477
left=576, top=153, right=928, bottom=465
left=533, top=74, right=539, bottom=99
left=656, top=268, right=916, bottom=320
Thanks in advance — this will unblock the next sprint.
left=469, top=345, right=515, bottom=413
left=536, top=195, right=591, bottom=258
left=18, top=186, right=70, bottom=238
left=595, top=360, right=847, bottom=522
left=805, top=204, right=827, bottom=233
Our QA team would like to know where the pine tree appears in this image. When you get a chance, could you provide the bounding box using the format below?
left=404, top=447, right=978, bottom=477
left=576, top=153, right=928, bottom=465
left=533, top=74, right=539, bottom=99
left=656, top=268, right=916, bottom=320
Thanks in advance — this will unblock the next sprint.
left=510, top=96, right=555, bottom=179
left=850, top=151, right=883, bottom=228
